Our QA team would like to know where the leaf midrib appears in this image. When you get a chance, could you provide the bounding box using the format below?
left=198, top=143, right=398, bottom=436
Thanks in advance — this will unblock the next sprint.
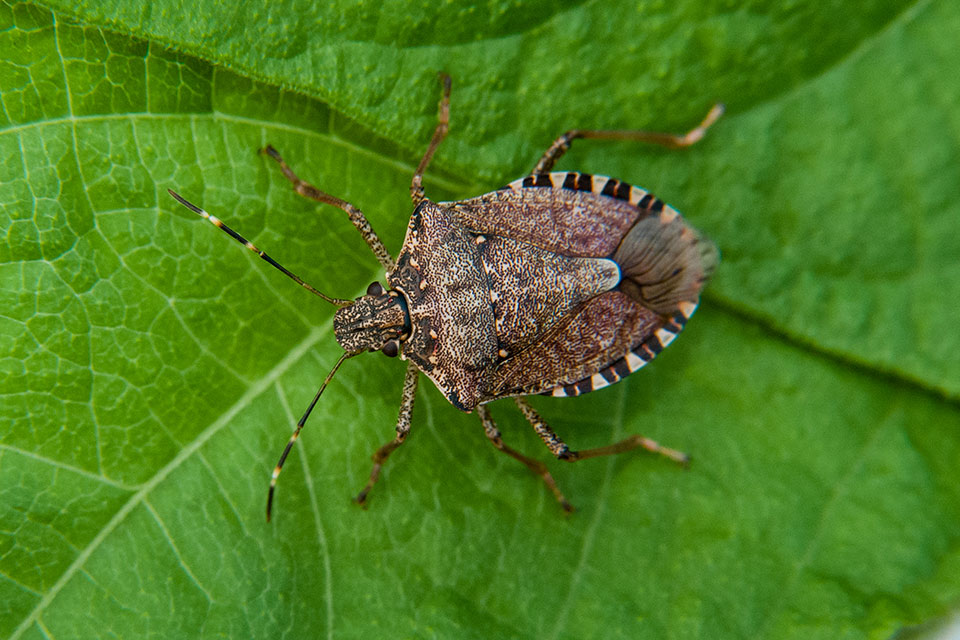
left=752, top=403, right=899, bottom=637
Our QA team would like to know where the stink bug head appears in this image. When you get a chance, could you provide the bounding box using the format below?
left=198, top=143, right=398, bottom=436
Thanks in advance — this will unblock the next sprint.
left=333, top=286, right=410, bottom=355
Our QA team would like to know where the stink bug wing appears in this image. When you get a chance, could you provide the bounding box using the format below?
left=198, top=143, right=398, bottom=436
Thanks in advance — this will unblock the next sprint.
left=485, top=290, right=660, bottom=398
left=445, top=173, right=645, bottom=257
left=613, top=210, right=717, bottom=315
left=452, top=172, right=717, bottom=402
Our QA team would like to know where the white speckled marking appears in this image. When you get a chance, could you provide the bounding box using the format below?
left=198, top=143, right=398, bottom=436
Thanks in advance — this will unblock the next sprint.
left=590, top=373, right=610, bottom=390
left=678, top=300, right=698, bottom=318
left=655, top=328, right=676, bottom=347
left=625, top=351, right=647, bottom=371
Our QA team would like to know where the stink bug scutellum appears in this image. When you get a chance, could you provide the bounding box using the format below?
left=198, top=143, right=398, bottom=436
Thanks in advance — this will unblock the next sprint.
left=169, top=74, right=722, bottom=520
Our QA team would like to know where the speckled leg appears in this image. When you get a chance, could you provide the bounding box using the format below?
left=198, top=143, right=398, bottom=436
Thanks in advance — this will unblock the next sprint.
left=532, top=103, right=725, bottom=174
left=261, top=145, right=395, bottom=272
left=410, top=73, right=452, bottom=207
left=514, top=397, right=690, bottom=465
left=478, top=404, right=573, bottom=512
left=355, top=362, right=420, bottom=507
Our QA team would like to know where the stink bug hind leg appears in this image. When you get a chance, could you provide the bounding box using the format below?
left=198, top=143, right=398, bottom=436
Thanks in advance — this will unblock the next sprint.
left=511, top=398, right=688, bottom=508
left=515, top=397, right=689, bottom=466
left=563, top=434, right=691, bottom=467
left=532, top=102, right=725, bottom=174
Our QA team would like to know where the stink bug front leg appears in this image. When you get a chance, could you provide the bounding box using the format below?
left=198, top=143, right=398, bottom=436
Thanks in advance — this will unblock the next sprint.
left=260, top=145, right=396, bottom=272
left=409, top=72, right=451, bottom=207
left=532, top=103, right=725, bottom=174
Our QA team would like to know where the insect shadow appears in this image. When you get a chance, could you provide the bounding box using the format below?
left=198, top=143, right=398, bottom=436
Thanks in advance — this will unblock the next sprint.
left=169, top=74, right=722, bottom=520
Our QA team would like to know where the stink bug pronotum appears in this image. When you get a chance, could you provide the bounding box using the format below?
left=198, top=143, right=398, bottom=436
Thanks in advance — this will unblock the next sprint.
left=169, top=74, right=722, bottom=519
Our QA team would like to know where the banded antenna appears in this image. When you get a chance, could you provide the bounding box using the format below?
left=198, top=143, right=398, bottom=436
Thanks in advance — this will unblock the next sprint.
left=168, top=190, right=357, bottom=521
left=168, top=189, right=351, bottom=307
left=267, top=351, right=355, bottom=521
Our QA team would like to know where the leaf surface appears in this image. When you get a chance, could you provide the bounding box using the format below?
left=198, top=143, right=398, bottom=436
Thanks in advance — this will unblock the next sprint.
left=2, top=1, right=959, bottom=638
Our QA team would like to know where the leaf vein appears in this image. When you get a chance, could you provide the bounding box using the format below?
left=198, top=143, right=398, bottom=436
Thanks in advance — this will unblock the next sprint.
left=52, top=11, right=104, bottom=478
left=754, top=410, right=895, bottom=635
left=547, top=384, right=625, bottom=639
left=0, top=112, right=476, bottom=196
left=0, top=443, right=137, bottom=491
left=143, top=499, right=215, bottom=605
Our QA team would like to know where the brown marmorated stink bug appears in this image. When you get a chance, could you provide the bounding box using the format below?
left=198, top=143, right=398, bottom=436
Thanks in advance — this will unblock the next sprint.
left=168, top=74, right=722, bottom=520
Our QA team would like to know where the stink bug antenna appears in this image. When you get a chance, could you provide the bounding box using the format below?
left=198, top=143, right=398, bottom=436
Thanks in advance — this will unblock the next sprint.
left=267, top=350, right=356, bottom=522
left=167, top=189, right=352, bottom=307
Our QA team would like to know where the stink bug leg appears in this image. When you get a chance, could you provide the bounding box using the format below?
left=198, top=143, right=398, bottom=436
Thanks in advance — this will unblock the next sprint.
left=478, top=405, right=573, bottom=513
left=514, top=397, right=689, bottom=467
left=260, top=145, right=396, bottom=272
left=354, top=362, right=419, bottom=507
left=532, top=102, right=725, bottom=174
left=410, top=72, right=452, bottom=206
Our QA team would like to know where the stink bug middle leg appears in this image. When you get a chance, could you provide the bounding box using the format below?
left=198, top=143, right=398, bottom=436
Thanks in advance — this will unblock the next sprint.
left=478, top=404, right=572, bottom=512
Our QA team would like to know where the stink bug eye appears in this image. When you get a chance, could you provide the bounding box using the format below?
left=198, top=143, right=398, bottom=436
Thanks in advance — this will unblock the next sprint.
left=381, top=340, right=399, bottom=358
left=170, top=73, right=722, bottom=520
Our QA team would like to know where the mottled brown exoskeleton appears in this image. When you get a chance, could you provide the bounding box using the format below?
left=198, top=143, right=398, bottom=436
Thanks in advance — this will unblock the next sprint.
left=169, top=74, right=722, bottom=519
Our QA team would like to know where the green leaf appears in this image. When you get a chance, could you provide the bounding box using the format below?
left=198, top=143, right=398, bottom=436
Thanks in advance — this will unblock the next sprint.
left=2, top=1, right=959, bottom=639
